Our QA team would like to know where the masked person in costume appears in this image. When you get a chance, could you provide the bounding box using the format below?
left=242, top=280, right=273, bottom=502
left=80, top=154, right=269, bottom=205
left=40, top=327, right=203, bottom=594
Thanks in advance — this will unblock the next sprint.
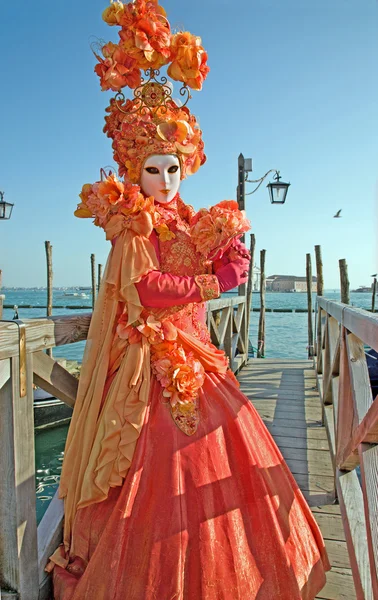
left=48, top=2, right=330, bottom=598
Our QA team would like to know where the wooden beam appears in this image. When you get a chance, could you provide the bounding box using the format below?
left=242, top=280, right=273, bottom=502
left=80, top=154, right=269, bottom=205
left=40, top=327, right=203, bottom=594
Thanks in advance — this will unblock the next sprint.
left=33, top=351, right=78, bottom=408
left=337, top=468, right=373, bottom=600
left=0, top=355, right=39, bottom=599
left=336, top=328, right=359, bottom=470
left=0, top=358, right=10, bottom=389
left=347, top=334, right=376, bottom=435
left=0, top=294, right=4, bottom=320
left=209, top=315, right=221, bottom=347
left=342, top=308, right=378, bottom=353
left=359, top=443, right=378, bottom=597
left=217, top=307, right=231, bottom=346
left=0, top=313, right=91, bottom=360
left=37, top=492, right=64, bottom=586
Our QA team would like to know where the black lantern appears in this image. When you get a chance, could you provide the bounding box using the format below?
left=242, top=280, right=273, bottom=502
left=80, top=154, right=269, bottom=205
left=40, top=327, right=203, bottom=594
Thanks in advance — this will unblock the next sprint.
left=267, top=172, right=290, bottom=205
left=0, top=191, right=14, bottom=220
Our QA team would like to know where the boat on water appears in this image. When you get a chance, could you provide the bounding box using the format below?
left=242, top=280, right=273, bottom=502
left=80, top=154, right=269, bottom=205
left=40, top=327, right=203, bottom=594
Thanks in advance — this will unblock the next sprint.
left=62, top=292, right=89, bottom=298
left=34, top=388, right=72, bottom=429
left=351, top=286, right=373, bottom=293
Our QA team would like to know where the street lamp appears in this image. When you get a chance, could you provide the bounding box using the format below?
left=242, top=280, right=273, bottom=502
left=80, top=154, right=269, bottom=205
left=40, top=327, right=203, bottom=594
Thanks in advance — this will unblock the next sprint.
left=0, top=191, right=14, bottom=220
left=237, top=153, right=290, bottom=208
left=266, top=171, right=290, bottom=205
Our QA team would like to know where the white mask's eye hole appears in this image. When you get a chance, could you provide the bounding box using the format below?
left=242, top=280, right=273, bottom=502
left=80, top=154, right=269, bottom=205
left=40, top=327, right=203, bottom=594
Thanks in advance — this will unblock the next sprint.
left=168, top=165, right=179, bottom=173
left=145, top=166, right=160, bottom=174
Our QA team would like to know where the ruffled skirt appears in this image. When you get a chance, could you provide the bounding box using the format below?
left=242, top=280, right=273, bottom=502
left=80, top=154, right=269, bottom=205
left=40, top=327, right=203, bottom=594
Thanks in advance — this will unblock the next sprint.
left=53, top=373, right=330, bottom=600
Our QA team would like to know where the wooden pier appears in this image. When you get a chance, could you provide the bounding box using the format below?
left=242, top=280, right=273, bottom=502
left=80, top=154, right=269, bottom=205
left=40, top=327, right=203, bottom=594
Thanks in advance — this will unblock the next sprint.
left=0, top=295, right=377, bottom=599
left=239, top=358, right=355, bottom=599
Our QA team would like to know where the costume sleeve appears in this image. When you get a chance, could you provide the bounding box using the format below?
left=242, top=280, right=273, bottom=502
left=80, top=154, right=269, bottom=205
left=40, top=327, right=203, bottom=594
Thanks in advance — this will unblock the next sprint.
left=135, top=271, right=220, bottom=308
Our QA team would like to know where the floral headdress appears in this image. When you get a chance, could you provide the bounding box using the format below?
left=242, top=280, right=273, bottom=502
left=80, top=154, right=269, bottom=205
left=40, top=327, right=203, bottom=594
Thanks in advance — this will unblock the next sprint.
left=93, top=0, right=209, bottom=183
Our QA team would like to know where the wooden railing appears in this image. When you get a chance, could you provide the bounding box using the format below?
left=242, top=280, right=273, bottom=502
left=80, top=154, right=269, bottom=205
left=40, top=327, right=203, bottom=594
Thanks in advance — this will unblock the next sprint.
left=314, top=297, right=378, bottom=600
left=0, top=296, right=249, bottom=599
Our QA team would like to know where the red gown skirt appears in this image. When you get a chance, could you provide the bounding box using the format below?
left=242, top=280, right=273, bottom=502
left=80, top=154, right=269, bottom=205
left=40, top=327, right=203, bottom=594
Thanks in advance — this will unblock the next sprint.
left=53, top=372, right=330, bottom=600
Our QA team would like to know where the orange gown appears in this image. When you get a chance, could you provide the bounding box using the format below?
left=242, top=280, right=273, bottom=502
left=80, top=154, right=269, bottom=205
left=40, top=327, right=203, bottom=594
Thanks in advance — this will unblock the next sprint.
left=52, top=203, right=330, bottom=599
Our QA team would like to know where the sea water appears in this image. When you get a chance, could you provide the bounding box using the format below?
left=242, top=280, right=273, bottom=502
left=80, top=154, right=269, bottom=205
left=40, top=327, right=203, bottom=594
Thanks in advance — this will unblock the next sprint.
left=2, top=288, right=374, bottom=361
left=1, top=288, right=375, bottom=522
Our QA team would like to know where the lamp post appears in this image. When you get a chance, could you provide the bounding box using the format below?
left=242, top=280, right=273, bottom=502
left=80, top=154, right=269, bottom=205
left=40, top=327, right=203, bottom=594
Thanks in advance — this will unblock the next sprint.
left=0, top=191, right=14, bottom=220
left=237, top=153, right=290, bottom=209
left=237, top=154, right=290, bottom=296
left=0, top=190, right=14, bottom=317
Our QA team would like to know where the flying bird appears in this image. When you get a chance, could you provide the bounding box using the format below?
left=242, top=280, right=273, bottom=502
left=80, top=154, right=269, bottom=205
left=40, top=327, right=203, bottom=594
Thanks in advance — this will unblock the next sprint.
left=333, top=209, right=342, bottom=218
left=371, top=273, right=377, bottom=277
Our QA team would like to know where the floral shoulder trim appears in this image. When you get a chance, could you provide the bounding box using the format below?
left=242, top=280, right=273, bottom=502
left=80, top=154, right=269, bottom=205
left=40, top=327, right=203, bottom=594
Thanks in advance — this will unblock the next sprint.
left=74, top=172, right=154, bottom=240
left=190, top=200, right=250, bottom=260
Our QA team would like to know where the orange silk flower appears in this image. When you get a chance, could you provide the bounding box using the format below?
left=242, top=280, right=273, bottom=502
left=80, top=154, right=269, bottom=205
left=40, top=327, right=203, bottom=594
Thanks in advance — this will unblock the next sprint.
left=168, top=32, right=210, bottom=91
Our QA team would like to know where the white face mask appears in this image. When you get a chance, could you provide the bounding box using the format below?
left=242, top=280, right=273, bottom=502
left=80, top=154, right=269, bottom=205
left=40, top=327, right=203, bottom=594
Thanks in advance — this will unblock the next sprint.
left=140, top=154, right=181, bottom=205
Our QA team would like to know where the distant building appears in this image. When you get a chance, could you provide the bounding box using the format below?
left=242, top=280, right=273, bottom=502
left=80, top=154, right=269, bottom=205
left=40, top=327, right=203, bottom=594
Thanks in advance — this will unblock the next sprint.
left=252, top=263, right=261, bottom=292
left=266, top=274, right=317, bottom=293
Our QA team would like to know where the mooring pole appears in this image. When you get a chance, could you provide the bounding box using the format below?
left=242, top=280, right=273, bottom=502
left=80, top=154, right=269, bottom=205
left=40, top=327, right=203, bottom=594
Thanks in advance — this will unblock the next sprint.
left=306, top=253, right=314, bottom=358
left=314, top=245, right=324, bottom=371
left=91, top=254, right=96, bottom=309
left=372, top=278, right=377, bottom=313
left=98, top=263, right=103, bottom=293
left=339, top=259, right=350, bottom=305
left=45, top=241, right=53, bottom=357
left=246, top=233, right=256, bottom=356
left=257, top=249, right=266, bottom=358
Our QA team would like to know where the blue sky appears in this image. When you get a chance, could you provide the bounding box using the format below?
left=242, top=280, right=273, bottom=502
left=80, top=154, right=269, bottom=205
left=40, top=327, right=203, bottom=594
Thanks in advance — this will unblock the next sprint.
left=0, top=0, right=377, bottom=289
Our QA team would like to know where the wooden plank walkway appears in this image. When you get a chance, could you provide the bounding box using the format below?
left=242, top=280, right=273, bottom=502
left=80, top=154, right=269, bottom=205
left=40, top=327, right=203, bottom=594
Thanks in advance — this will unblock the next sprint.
left=238, top=358, right=357, bottom=600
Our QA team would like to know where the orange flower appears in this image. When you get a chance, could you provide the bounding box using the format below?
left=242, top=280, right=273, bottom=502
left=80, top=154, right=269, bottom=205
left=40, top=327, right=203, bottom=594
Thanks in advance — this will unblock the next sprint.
left=94, top=42, right=141, bottom=92
left=97, top=173, right=125, bottom=205
left=102, top=1, right=125, bottom=25
left=155, top=224, right=176, bottom=242
left=74, top=203, right=92, bottom=219
left=157, top=120, right=191, bottom=144
left=137, top=315, right=164, bottom=344
left=173, top=360, right=205, bottom=401
left=190, top=201, right=250, bottom=258
left=168, top=32, right=210, bottom=91
left=116, top=0, right=171, bottom=71
left=74, top=184, right=93, bottom=218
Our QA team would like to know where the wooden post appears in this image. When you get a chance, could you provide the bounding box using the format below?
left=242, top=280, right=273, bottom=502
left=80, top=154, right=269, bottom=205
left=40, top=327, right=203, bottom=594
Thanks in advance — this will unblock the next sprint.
left=45, top=241, right=53, bottom=358
left=315, top=245, right=324, bottom=297
left=314, top=245, right=324, bottom=369
left=339, top=259, right=350, bottom=304
left=246, top=234, right=256, bottom=357
left=91, top=254, right=96, bottom=310
left=237, top=153, right=246, bottom=296
left=0, top=270, right=2, bottom=319
left=0, top=354, right=39, bottom=599
left=97, top=264, right=103, bottom=293
left=306, top=253, right=314, bottom=358
left=372, top=278, right=377, bottom=313
left=0, top=269, right=3, bottom=320
left=257, top=249, right=266, bottom=358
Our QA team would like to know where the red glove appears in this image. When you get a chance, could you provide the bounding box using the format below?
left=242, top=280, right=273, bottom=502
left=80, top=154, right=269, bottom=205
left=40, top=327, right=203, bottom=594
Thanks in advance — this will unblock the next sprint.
left=215, top=258, right=250, bottom=293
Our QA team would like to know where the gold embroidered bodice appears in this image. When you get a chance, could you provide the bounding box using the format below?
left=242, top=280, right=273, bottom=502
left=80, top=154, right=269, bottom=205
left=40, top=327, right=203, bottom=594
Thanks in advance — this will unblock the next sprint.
left=147, top=222, right=211, bottom=344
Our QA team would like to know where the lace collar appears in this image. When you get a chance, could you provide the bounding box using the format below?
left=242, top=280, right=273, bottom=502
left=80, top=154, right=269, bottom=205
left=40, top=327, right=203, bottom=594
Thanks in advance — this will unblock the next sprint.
left=154, top=195, right=195, bottom=232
